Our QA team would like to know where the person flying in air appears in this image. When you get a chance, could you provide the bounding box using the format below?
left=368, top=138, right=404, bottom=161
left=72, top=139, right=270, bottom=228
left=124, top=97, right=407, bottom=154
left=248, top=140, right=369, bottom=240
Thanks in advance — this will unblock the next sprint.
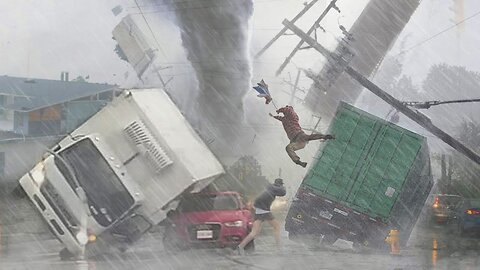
left=270, top=105, right=335, bottom=167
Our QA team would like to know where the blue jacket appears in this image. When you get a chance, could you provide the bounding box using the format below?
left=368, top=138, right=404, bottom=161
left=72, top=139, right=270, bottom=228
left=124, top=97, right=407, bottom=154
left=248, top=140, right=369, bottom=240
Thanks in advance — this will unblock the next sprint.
left=254, top=184, right=286, bottom=211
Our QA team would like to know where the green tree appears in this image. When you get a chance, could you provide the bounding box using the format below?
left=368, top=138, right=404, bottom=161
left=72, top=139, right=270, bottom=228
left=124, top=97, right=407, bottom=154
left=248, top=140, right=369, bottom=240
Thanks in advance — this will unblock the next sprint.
left=442, top=121, right=480, bottom=198
left=73, top=76, right=87, bottom=82
left=421, top=64, right=480, bottom=133
left=206, top=156, right=270, bottom=200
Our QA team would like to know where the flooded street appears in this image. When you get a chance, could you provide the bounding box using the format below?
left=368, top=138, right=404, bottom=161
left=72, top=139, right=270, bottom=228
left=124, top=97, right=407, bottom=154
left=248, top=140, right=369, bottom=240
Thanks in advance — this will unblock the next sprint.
left=1, top=0, right=480, bottom=269
left=2, top=221, right=480, bottom=270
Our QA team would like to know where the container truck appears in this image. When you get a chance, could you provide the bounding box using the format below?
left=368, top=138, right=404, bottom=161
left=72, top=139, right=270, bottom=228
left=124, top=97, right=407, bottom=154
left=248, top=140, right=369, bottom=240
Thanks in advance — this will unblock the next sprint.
left=285, top=102, right=433, bottom=249
left=18, top=88, right=225, bottom=258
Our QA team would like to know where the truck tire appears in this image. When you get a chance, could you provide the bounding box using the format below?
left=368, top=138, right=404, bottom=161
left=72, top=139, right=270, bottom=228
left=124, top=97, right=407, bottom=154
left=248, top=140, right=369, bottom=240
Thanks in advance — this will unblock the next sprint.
left=12, top=184, right=27, bottom=199
left=59, top=248, right=75, bottom=260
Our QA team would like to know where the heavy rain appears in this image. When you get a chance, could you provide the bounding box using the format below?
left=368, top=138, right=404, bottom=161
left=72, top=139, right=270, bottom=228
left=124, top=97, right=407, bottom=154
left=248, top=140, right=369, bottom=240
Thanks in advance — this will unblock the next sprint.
left=1, top=0, right=480, bottom=269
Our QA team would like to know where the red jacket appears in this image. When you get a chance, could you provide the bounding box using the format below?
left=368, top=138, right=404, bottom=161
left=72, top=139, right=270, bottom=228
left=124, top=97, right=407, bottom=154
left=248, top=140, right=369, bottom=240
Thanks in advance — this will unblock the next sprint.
left=274, top=106, right=303, bottom=141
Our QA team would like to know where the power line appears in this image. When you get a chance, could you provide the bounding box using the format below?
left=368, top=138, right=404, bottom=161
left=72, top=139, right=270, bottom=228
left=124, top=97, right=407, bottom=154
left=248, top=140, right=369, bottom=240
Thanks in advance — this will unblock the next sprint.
left=127, top=0, right=283, bottom=15
left=133, top=0, right=167, bottom=59
left=403, top=98, right=480, bottom=109
left=126, top=0, right=292, bottom=10
left=397, top=9, right=480, bottom=56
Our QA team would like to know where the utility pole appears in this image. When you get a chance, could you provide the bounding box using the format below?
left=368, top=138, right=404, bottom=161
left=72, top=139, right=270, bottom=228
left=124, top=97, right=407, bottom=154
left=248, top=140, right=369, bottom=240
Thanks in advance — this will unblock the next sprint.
left=282, top=19, right=480, bottom=167
left=276, top=0, right=340, bottom=76
left=290, top=69, right=302, bottom=105
left=281, top=69, right=305, bottom=104
left=303, top=114, right=322, bottom=134
left=255, top=0, right=322, bottom=59
left=310, top=114, right=322, bottom=134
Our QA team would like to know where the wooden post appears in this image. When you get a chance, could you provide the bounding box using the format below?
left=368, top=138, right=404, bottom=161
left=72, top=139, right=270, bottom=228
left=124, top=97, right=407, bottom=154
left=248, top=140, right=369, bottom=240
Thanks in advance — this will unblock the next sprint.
left=282, top=18, right=480, bottom=166
left=290, top=69, right=301, bottom=105
left=310, top=115, right=322, bottom=135
left=276, top=0, right=339, bottom=76
left=255, top=0, right=321, bottom=59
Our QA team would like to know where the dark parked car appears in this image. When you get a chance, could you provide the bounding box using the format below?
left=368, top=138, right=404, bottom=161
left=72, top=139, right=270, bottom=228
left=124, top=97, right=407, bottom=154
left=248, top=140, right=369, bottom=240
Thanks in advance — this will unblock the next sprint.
left=426, top=194, right=462, bottom=224
left=162, top=191, right=254, bottom=251
left=453, top=198, right=480, bottom=235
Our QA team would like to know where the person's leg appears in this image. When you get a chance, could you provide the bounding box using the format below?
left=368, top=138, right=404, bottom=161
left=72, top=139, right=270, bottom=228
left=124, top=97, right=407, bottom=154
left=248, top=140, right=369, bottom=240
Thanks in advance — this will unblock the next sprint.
left=303, top=133, right=334, bottom=141
left=267, top=218, right=281, bottom=247
left=286, top=141, right=307, bottom=163
left=238, top=220, right=263, bottom=249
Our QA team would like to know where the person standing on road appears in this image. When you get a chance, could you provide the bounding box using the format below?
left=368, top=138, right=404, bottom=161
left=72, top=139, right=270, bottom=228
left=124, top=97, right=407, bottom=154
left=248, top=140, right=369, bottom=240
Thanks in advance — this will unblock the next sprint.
left=270, top=105, right=335, bottom=168
left=236, top=178, right=286, bottom=255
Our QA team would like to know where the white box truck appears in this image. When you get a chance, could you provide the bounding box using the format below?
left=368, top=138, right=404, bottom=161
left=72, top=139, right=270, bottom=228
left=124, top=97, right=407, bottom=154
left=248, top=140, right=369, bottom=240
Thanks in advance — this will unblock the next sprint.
left=18, top=88, right=225, bottom=258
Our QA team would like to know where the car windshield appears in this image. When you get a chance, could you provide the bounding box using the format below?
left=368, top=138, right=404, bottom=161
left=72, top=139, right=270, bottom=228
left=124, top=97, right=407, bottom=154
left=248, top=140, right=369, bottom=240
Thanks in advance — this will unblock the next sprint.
left=179, top=194, right=239, bottom=213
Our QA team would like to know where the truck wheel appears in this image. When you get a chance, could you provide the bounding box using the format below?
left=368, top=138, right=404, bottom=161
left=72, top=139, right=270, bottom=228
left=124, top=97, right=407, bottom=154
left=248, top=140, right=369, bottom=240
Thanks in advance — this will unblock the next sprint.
left=59, top=248, right=75, bottom=260
left=12, top=184, right=27, bottom=199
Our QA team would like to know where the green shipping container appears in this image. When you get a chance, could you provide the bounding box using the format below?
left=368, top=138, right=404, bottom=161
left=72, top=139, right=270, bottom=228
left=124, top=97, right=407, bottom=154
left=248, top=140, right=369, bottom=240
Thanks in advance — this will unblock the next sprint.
left=285, top=102, right=432, bottom=247
left=303, top=102, right=431, bottom=221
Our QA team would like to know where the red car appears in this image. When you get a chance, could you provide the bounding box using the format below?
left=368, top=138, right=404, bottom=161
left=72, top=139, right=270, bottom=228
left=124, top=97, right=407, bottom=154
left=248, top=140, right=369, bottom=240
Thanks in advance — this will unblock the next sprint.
left=163, top=191, right=254, bottom=250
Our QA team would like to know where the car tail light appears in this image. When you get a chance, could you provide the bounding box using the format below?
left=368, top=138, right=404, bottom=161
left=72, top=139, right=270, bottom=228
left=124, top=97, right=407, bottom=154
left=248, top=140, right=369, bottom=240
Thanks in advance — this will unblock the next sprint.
left=433, top=197, right=440, bottom=208
left=466, top=209, right=480, bottom=215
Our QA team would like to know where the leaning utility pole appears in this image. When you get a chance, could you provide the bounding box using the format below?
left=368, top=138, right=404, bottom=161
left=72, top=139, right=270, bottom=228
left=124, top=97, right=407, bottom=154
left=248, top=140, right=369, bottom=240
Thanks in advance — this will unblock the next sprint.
left=276, top=0, right=340, bottom=76
left=255, top=0, right=322, bottom=59
left=282, top=19, right=480, bottom=166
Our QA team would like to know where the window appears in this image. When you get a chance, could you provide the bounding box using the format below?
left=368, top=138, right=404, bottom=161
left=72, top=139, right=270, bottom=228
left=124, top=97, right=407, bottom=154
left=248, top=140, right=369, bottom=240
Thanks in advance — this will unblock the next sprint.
left=55, top=138, right=134, bottom=227
left=178, top=194, right=239, bottom=213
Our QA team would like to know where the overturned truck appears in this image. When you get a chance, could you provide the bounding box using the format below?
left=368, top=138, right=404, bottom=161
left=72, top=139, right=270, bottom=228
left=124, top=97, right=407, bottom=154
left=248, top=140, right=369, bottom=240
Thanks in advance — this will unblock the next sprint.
left=285, top=102, right=433, bottom=248
left=18, top=88, right=225, bottom=258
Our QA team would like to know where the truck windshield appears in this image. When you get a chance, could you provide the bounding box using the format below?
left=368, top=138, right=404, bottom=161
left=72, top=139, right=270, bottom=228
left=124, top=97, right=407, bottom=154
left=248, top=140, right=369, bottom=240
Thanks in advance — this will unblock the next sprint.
left=179, top=194, right=239, bottom=213
left=55, top=138, right=134, bottom=227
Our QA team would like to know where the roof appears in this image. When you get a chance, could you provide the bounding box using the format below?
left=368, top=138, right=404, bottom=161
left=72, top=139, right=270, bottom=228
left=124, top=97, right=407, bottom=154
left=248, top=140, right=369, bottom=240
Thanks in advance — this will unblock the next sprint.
left=0, top=75, right=119, bottom=112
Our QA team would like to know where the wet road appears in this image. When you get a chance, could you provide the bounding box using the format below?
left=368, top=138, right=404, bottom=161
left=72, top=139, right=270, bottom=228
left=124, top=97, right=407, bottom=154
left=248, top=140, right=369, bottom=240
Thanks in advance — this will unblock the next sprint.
left=1, top=221, right=480, bottom=270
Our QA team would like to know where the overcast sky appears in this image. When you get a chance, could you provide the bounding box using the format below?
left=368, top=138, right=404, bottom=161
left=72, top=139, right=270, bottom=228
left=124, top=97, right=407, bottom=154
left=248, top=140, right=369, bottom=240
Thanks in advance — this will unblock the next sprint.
left=1, top=0, right=478, bottom=85
left=1, top=0, right=479, bottom=187
left=0, top=0, right=369, bottom=86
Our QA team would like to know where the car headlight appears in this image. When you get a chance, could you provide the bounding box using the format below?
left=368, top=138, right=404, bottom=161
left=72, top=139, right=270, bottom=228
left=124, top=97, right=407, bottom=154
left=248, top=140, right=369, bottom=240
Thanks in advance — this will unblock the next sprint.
left=31, top=163, right=46, bottom=186
left=76, top=231, right=88, bottom=245
left=224, top=220, right=243, bottom=227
